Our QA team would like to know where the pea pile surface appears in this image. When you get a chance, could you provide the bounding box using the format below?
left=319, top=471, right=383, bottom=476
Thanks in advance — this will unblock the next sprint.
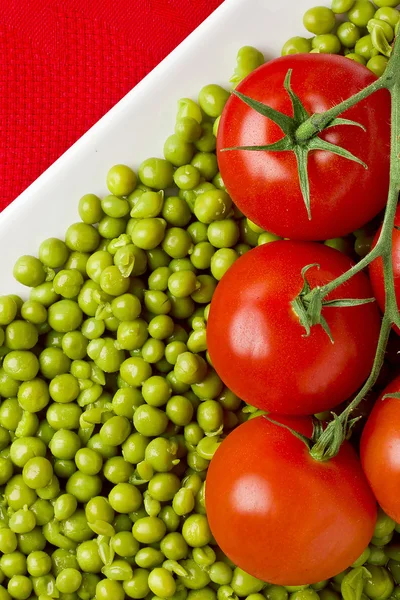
left=282, top=0, right=400, bottom=77
left=0, top=4, right=400, bottom=600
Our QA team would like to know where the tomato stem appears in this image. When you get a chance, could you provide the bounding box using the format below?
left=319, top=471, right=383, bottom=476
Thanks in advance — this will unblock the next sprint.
left=308, top=35, right=400, bottom=461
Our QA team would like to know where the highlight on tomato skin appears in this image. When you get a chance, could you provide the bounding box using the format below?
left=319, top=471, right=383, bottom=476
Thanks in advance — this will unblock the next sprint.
left=361, top=374, right=400, bottom=524
left=217, top=54, right=391, bottom=242
left=207, top=240, right=381, bottom=416
left=205, top=414, right=377, bottom=586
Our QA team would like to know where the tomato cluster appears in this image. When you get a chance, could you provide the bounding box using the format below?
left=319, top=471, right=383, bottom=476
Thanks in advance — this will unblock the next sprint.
left=205, top=54, right=400, bottom=587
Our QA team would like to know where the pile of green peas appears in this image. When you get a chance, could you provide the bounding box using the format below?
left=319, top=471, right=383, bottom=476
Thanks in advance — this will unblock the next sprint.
left=282, top=0, right=400, bottom=77
left=0, top=27, right=396, bottom=600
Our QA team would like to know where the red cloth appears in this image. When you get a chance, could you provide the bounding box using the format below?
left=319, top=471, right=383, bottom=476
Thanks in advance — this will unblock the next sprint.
left=0, top=0, right=223, bottom=209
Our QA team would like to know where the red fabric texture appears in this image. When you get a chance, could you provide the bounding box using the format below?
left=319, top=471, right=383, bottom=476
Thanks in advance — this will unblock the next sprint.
left=0, top=0, right=223, bottom=209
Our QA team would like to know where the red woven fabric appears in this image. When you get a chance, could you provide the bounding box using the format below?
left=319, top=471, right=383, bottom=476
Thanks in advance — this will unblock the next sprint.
left=0, top=0, right=223, bottom=210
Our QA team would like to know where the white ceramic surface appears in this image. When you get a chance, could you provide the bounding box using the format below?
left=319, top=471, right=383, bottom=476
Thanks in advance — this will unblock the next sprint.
left=0, top=0, right=323, bottom=296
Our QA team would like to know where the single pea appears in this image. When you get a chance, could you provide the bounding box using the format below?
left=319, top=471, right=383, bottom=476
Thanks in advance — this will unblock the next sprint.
left=133, top=405, right=168, bottom=437
left=106, top=164, right=137, bottom=196
left=374, top=0, right=400, bottom=7
left=281, top=37, right=313, bottom=55
left=332, top=0, right=355, bottom=13
left=337, top=21, right=361, bottom=47
left=374, top=509, right=396, bottom=539
left=230, top=45, right=264, bottom=85
left=181, top=513, right=212, bottom=547
left=312, top=34, right=342, bottom=53
left=303, top=6, right=336, bottom=34
left=78, top=194, right=103, bottom=224
left=198, top=84, right=230, bottom=118
left=166, top=395, right=194, bottom=426
left=46, top=402, right=82, bottom=430
left=108, top=482, right=142, bottom=514
left=133, top=517, right=167, bottom=544
left=131, top=219, right=167, bottom=250
left=138, top=157, right=174, bottom=190
left=98, top=216, right=127, bottom=239
left=367, top=55, right=389, bottom=76
left=364, top=565, right=394, bottom=600
left=75, top=540, right=103, bottom=574
left=264, top=587, right=289, bottom=600
left=130, top=190, right=164, bottom=219
left=194, top=121, right=217, bottom=152
left=7, top=575, right=32, bottom=600
left=178, top=559, right=211, bottom=590
left=120, top=356, right=152, bottom=386
left=0, top=529, right=18, bottom=555
left=175, top=117, right=202, bottom=143
left=49, top=429, right=81, bottom=460
left=0, top=296, right=18, bottom=326
left=101, top=195, right=130, bottom=219
left=148, top=567, right=176, bottom=598
left=20, top=301, right=47, bottom=325
left=22, top=457, right=53, bottom=490
left=375, top=7, right=399, bottom=27
left=348, top=0, right=376, bottom=26
left=191, top=152, right=219, bottom=181
left=208, top=219, right=239, bottom=248
left=64, top=251, right=90, bottom=275
left=230, top=568, right=264, bottom=596
left=96, top=580, right=125, bottom=600
left=164, top=135, right=194, bottom=168
left=29, top=282, right=59, bottom=308
left=13, top=256, right=46, bottom=288
left=194, top=190, right=232, bottom=224
left=65, top=222, right=100, bottom=253
left=148, top=473, right=181, bottom=502
left=65, top=472, right=102, bottom=503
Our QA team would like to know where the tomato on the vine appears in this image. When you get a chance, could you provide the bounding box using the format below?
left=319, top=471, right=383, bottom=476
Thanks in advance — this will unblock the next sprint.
left=217, top=54, right=390, bottom=241
left=369, top=206, right=400, bottom=335
left=361, top=374, right=400, bottom=523
left=206, top=414, right=376, bottom=585
left=207, top=241, right=381, bottom=415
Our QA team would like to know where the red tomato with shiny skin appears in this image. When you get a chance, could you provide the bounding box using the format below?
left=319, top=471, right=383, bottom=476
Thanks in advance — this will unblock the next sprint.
left=369, top=206, right=400, bottom=335
left=217, top=54, right=390, bottom=241
left=206, top=414, right=377, bottom=585
left=361, top=374, right=400, bottom=523
left=207, top=241, right=381, bottom=415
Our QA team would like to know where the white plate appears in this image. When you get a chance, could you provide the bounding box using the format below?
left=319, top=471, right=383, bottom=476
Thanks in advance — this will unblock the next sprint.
left=0, top=0, right=322, bottom=296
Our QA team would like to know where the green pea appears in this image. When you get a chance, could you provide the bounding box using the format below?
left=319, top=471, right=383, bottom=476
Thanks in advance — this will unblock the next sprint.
left=337, top=22, right=361, bottom=47
left=348, top=1, right=376, bottom=27
left=78, top=194, right=103, bottom=224
left=133, top=517, right=166, bottom=544
left=367, top=55, right=389, bottom=76
left=133, top=405, right=168, bottom=437
left=148, top=567, right=176, bottom=598
left=178, top=559, right=210, bottom=590
left=303, top=7, right=336, bottom=34
left=139, top=158, right=174, bottom=190
left=106, top=164, right=137, bottom=196
left=175, top=118, right=202, bottom=143
left=164, top=135, right=194, bottom=168
left=131, top=219, right=167, bottom=250
left=97, top=580, right=125, bottom=600
left=230, top=45, right=264, bottom=85
left=375, top=7, right=399, bottom=28
left=209, top=562, right=233, bottom=585
left=332, top=0, right=355, bottom=13
left=198, top=85, right=230, bottom=118
left=312, top=34, right=342, bottom=53
left=364, top=565, right=394, bottom=600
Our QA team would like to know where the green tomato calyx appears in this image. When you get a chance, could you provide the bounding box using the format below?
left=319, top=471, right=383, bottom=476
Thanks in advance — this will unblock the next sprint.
left=221, top=68, right=367, bottom=220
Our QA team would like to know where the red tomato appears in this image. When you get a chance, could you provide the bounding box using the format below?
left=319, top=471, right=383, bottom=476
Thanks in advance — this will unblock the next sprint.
left=361, top=374, right=400, bottom=522
left=217, top=54, right=390, bottom=241
left=369, top=206, right=400, bottom=335
left=206, top=414, right=376, bottom=585
left=207, top=241, right=381, bottom=415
